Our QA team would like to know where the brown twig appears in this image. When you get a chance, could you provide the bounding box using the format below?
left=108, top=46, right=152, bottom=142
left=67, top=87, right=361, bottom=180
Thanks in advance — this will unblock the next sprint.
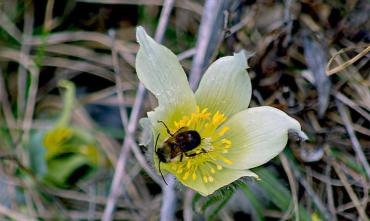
left=332, top=160, right=368, bottom=221
left=280, top=153, right=299, bottom=221
left=335, top=99, right=370, bottom=177
left=326, top=45, right=370, bottom=76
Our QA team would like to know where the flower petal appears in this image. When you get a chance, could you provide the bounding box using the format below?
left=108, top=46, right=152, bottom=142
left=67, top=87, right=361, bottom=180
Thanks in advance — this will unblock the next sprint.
left=222, top=106, right=302, bottom=169
left=161, top=162, right=258, bottom=196
left=136, top=27, right=196, bottom=130
left=199, top=168, right=258, bottom=196
left=195, top=51, right=253, bottom=117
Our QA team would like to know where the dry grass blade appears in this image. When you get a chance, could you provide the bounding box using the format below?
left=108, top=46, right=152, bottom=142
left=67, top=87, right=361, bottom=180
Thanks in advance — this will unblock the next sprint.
left=0, top=69, right=17, bottom=141
left=280, top=153, right=299, bottom=221
left=326, top=45, right=370, bottom=76
left=75, top=0, right=203, bottom=15
left=0, top=9, right=22, bottom=42
left=332, top=160, right=369, bottom=221
left=25, top=31, right=136, bottom=66
left=189, top=0, right=230, bottom=90
left=303, top=34, right=331, bottom=117
left=40, top=56, right=115, bottom=81
left=0, top=203, right=36, bottom=221
left=336, top=99, right=370, bottom=177
left=103, top=0, right=176, bottom=220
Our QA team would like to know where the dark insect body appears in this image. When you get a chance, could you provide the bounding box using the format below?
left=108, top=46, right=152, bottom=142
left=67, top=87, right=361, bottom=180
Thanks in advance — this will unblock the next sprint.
left=155, top=121, right=204, bottom=185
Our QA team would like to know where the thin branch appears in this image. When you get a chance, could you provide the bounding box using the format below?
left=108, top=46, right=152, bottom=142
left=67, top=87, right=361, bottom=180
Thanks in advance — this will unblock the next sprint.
left=280, top=153, right=299, bottom=221
left=0, top=204, right=36, bottom=221
left=326, top=45, right=370, bottom=76
left=332, top=161, right=368, bottom=221
left=335, top=99, right=370, bottom=177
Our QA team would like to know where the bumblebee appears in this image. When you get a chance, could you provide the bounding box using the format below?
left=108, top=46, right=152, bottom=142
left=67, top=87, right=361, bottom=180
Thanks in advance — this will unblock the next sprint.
left=155, top=121, right=204, bottom=184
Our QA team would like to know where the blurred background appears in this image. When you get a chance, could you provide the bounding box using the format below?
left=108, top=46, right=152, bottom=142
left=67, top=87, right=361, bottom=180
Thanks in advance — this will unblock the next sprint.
left=0, top=0, right=369, bottom=220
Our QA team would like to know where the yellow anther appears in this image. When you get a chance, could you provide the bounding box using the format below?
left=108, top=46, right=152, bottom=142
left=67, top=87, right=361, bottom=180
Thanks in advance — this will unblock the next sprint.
left=216, top=164, right=223, bottom=170
left=186, top=160, right=192, bottom=169
left=183, top=171, right=190, bottom=180
left=208, top=176, right=214, bottom=182
left=223, top=150, right=229, bottom=153
left=221, top=139, right=232, bottom=145
left=212, top=111, right=220, bottom=125
left=210, top=168, right=216, bottom=174
left=222, top=158, right=233, bottom=165
left=177, top=165, right=183, bottom=173
left=192, top=172, right=197, bottom=180
left=203, top=176, right=208, bottom=183
left=219, top=126, right=230, bottom=136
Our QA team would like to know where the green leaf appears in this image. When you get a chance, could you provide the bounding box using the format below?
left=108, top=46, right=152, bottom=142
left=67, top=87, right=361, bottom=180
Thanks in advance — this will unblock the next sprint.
left=45, top=154, right=92, bottom=186
left=239, top=182, right=265, bottom=221
left=206, top=189, right=234, bottom=221
left=254, top=167, right=311, bottom=221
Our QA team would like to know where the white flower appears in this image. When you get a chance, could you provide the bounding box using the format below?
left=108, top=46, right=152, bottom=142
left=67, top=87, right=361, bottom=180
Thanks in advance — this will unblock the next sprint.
left=136, top=27, right=304, bottom=196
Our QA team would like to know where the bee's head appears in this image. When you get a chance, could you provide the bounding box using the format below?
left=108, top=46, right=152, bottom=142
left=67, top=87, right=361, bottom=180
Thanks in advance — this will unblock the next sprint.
left=156, top=147, right=170, bottom=163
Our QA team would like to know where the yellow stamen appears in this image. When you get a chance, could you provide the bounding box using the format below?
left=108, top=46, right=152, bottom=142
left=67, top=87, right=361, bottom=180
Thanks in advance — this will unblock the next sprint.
left=221, top=138, right=232, bottom=145
left=222, top=158, right=233, bottom=165
left=183, top=171, right=190, bottom=180
left=218, top=126, right=230, bottom=136
left=208, top=176, right=214, bottom=182
left=203, top=176, right=208, bottom=183
left=186, top=160, right=192, bottom=169
left=192, top=172, right=197, bottom=180
left=166, top=108, right=236, bottom=185
left=217, top=164, right=223, bottom=170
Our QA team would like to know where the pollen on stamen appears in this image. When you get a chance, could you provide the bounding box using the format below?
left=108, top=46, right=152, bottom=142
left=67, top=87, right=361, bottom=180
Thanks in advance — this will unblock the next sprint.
left=183, top=171, right=190, bottom=180
left=218, top=126, right=230, bottom=136
left=221, top=138, right=232, bottom=145
left=177, top=166, right=183, bottom=174
left=192, top=172, right=197, bottom=180
left=208, top=176, right=214, bottom=182
left=186, top=160, right=192, bottom=169
left=223, top=158, right=233, bottom=165
left=203, top=176, right=208, bottom=183
left=216, top=164, right=223, bottom=170
left=168, top=107, right=236, bottom=185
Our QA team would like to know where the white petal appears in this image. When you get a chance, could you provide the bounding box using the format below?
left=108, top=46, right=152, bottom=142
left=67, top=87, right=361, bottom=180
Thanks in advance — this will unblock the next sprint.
left=136, top=27, right=196, bottom=131
left=195, top=51, right=253, bottom=117
left=197, top=168, right=258, bottom=196
left=222, top=106, right=302, bottom=169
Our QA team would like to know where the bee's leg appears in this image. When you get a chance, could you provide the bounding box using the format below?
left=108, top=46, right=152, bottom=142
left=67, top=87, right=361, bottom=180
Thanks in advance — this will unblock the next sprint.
left=157, top=121, right=174, bottom=136
left=180, top=154, right=184, bottom=162
left=185, top=149, right=207, bottom=158
left=185, top=153, right=197, bottom=157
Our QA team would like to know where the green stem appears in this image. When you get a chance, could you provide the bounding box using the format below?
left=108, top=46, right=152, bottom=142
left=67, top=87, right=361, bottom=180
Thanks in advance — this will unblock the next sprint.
left=55, top=80, right=75, bottom=128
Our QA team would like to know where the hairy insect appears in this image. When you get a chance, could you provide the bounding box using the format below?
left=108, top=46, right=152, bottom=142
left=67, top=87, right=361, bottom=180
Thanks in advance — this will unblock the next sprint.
left=155, top=121, right=205, bottom=184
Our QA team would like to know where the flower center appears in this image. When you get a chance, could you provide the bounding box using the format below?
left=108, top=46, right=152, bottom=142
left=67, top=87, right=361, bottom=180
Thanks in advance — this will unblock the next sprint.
left=165, top=107, right=233, bottom=183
